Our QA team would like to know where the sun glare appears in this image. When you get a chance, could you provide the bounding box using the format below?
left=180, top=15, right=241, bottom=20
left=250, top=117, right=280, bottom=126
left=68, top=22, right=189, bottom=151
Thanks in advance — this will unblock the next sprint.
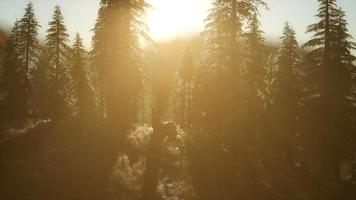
left=145, top=0, right=205, bottom=40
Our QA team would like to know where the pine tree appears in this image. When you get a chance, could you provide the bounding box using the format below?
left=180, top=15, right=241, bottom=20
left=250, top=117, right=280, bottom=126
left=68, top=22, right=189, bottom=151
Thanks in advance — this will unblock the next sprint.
left=303, top=0, right=356, bottom=180
left=243, top=13, right=266, bottom=147
left=32, top=46, right=51, bottom=119
left=70, top=33, right=92, bottom=118
left=275, top=23, right=300, bottom=117
left=201, top=0, right=237, bottom=134
left=331, top=7, right=356, bottom=169
left=91, top=0, right=150, bottom=133
left=18, top=2, right=40, bottom=118
left=46, top=5, right=70, bottom=119
left=303, top=0, right=339, bottom=97
left=244, top=14, right=266, bottom=89
left=186, top=1, right=268, bottom=199
left=176, top=48, right=194, bottom=128
left=1, top=20, right=27, bottom=124
left=91, top=2, right=108, bottom=118
left=191, top=62, right=214, bottom=132
left=199, top=0, right=267, bottom=134
left=268, top=22, right=301, bottom=165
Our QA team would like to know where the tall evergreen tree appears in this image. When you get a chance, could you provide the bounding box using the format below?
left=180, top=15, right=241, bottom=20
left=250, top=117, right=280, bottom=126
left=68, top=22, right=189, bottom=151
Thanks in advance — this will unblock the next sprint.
left=276, top=23, right=299, bottom=88
left=186, top=1, right=268, bottom=199
left=267, top=22, right=301, bottom=167
left=91, top=2, right=108, bottom=118
left=176, top=48, right=194, bottom=128
left=32, top=46, right=51, bottom=119
left=243, top=13, right=266, bottom=147
left=1, top=20, right=27, bottom=123
left=303, top=0, right=356, bottom=180
left=18, top=2, right=40, bottom=118
left=198, top=0, right=267, bottom=134
left=274, top=22, right=300, bottom=119
left=46, top=5, right=70, bottom=119
left=91, top=0, right=150, bottom=133
left=331, top=7, right=356, bottom=170
left=70, top=33, right=93, bottom=118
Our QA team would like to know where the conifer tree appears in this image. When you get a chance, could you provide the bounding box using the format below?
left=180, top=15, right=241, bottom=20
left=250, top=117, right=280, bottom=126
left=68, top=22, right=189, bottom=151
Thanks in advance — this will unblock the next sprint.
left=186, top=1, right=268, bottom=199
left=244, top=14, right=266, bottom=90
left=303, top=0, right=339, bottom=95
left=46, top=5, right=69, bottom=119
left=200, top=0, right=231, bottom=134
left=274, top=23, right=300, bottom=117
left=269, top=22, right=301, bottom=164
left=18, top=2, right=40, bottom=118
left=32, top=46, right=51, bottom=119
left=1, top=20, right=27, bottom=123
left=190, top=62, right=212, bottom=131
left=332, top=8, right=356, bottom=76
left=303, top=0, right=356, bottom=180
left=91, top=0, right=150, bottom=133
left=91, top=3, right=108, bottom=118
left=176, top=48, right=194, bottom=128
left=70, top=33, right=92, bottom=118
left=243, top=13, right=266, bottom=146
left=331, top=7, right=356, bottom=168
left=199, top=0, right=267, bottom=134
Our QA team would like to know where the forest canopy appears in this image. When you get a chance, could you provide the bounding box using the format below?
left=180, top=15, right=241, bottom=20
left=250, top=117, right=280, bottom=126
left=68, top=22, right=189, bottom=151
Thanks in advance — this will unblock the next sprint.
left=0, top=0, right=356, bottom=199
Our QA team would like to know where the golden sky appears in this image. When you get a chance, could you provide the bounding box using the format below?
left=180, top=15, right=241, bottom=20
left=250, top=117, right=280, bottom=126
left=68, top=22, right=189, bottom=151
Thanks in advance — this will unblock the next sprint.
left=0, top=0, right=355, bottom=48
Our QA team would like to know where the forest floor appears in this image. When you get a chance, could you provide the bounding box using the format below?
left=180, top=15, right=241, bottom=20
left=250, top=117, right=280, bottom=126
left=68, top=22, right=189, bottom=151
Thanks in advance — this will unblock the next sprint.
left=0, top=120, right=120, bottom=200
left=1, top=120, right=356, bottom=200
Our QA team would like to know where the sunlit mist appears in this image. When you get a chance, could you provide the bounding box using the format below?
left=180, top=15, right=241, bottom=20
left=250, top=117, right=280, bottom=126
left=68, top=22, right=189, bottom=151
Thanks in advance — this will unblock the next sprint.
left=145, top=0, right=209, bottom=40
left=1, top=0, right=356, bottom=199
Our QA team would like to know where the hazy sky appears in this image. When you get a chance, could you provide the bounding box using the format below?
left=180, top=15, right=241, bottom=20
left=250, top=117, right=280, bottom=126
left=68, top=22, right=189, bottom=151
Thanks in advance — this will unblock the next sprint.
left=0, top=0, right=355, bottom=48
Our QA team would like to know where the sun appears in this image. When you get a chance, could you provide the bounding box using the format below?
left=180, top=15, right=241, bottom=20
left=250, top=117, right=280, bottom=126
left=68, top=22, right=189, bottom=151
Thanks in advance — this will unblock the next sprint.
left=145, top=0, right=206, bottom=40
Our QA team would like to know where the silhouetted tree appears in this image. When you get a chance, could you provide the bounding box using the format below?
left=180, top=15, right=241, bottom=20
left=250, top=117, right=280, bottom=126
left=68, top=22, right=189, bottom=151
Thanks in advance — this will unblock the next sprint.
left=46, top=5, right=70, bottom=119
left=200, top=0, right=240, bottom=134
left=91, top=0, right=150, bottom=133
left=330, top=7, right=356, bottom=173
left=70, top=33, right=93, bottom=118
left=275, top=23, right=300, bottom=137
left=18, top=2, right=40, bottom=118
left=187, top=1, right=268, bottom=199
left=243, top=13, right=267, bottom=151
left=303, top=0, right=356, bottom=181
left=196, top=0, right=267, bottom=134
left=32, top=46, right=51, bottom=119
left=91, top=2, right=108, bottom=119
left=265, top=23, right=301, bottom=172
left=176, top=48, right=194, bottom=128
left=1, top=20, right=27, bottom=124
